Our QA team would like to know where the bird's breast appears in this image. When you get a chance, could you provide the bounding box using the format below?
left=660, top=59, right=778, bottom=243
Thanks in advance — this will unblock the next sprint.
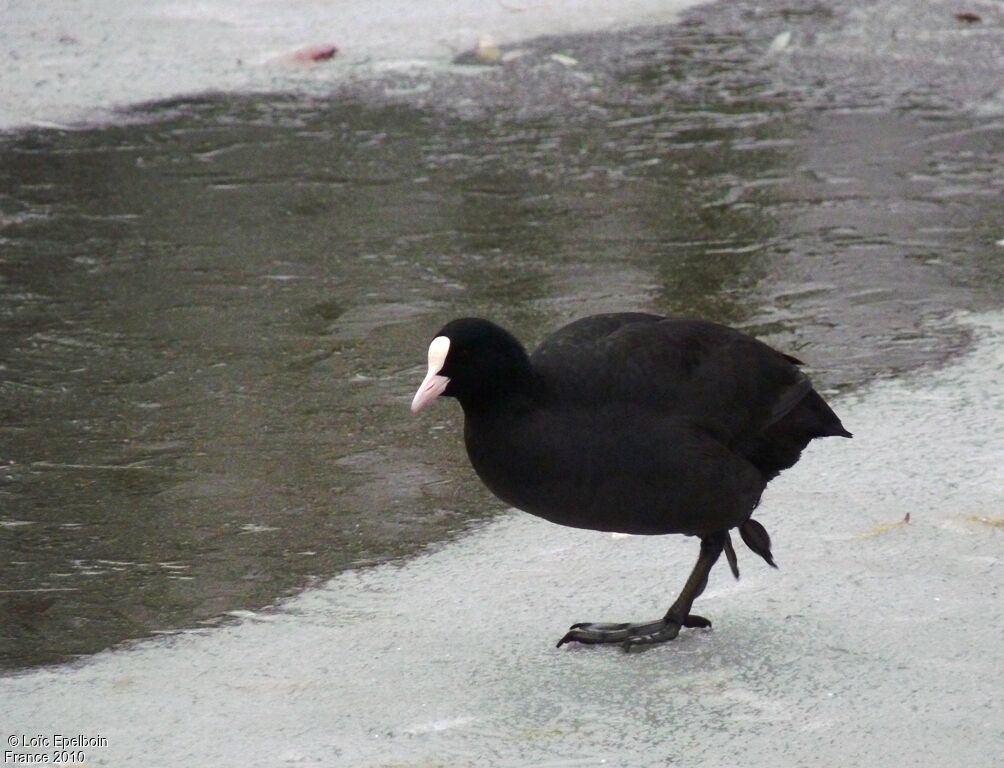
left=462, top=409, right=757, bottom=535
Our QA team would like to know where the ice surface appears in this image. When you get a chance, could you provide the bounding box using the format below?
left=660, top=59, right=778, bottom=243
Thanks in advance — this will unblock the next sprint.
left=2, top=311, right=1002, bottom=765
left=0, top=0, right=701, bottom=130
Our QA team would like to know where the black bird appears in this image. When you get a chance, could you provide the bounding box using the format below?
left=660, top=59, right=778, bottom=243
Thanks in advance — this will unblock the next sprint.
left=411, top=313, right=851, bottom=650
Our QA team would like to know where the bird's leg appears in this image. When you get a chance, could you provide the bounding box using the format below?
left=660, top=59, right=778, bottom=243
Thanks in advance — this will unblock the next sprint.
left=556, top=532, right=726, bottom=650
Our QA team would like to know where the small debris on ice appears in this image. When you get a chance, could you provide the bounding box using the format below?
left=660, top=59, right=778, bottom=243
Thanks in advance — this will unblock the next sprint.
left=549, top=53, right=578, bottom=67
left=768, top=30, right=792, bottom=54
left=454, top=35, right=502, bottom=65
left=289, top=44, right=339, bottom=64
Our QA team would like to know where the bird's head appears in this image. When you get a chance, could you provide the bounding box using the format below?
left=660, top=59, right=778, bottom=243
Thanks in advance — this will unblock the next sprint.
left=411, top=318, right=531, bottom=413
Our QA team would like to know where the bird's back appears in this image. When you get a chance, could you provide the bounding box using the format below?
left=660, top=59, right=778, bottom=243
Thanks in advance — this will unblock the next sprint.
left=530, top=313, right=850, bottom=481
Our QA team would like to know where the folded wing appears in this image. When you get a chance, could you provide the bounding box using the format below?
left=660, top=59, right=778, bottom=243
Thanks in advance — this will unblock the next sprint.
left=531, top=313, right=850, bottom=480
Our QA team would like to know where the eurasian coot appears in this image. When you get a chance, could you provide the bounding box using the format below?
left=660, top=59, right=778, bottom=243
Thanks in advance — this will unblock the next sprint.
left=411, top=313, right=850, bottom=650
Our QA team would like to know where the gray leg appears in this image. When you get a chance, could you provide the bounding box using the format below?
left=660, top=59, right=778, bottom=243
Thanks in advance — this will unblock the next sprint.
left=556, top=532, right=726, bottom=650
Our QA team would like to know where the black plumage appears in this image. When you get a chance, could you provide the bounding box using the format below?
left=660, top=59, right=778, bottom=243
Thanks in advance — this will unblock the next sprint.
left=411, top=313, right=850, bottom=649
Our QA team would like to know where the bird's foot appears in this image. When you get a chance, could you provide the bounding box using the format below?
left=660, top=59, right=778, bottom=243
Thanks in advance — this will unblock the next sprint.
left=556, top=614, right=711, bottom=650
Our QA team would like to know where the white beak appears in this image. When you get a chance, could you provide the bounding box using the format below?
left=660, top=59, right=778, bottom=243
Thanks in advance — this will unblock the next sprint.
left=411, top=336, right=451, bottom=413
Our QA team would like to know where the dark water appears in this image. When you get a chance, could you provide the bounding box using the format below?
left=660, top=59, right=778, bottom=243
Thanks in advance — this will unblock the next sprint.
left=1, top=5, right=1002, bottom=668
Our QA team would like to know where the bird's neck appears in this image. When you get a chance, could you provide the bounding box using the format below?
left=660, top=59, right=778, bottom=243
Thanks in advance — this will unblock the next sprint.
left=457, top=362, right=538, bottom=417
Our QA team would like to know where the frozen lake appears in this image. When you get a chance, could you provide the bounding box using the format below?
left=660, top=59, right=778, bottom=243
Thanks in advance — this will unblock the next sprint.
left=0, top=0, right=699, bottom=131
left=1, top=0, right=1003, bottom=764
left=3, top=310, right=1002, bottom=765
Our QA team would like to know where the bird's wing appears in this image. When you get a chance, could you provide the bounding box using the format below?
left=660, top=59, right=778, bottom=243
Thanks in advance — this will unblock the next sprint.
left=530, top=314, right=810, bottom=444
